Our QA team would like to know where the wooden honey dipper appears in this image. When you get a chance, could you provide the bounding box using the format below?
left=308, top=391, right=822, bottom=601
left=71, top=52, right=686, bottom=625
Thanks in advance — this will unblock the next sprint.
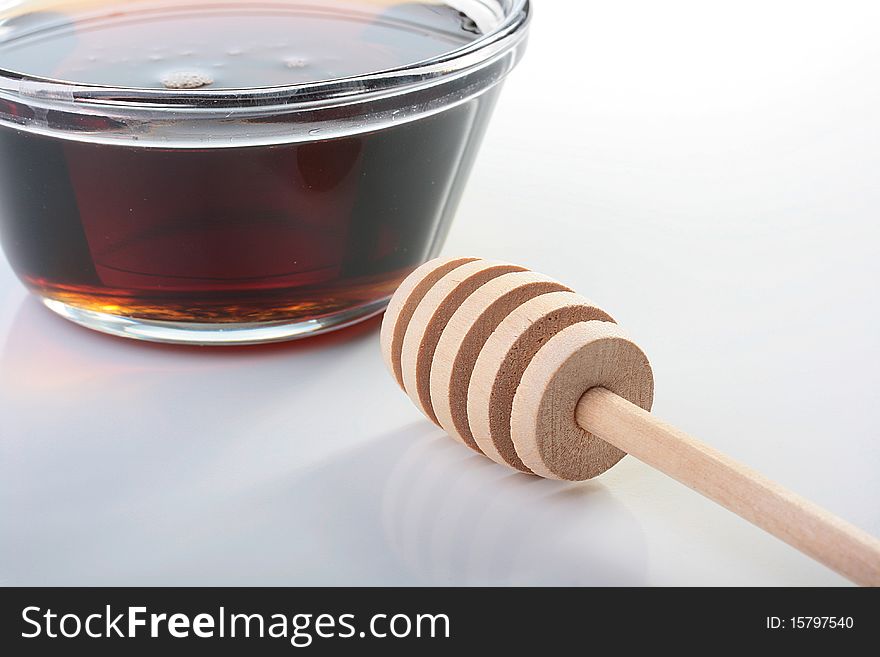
left=380, top=256, right=880, bottom=586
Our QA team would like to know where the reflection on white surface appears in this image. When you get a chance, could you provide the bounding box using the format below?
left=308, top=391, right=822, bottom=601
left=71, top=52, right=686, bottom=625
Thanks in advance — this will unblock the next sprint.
left=2, top=1, right=880, bottom=586
left=382, top=435, right=646, bottom=586
left=0, top=298, right=646, bottom=585
left=0, top=298, right=647, bottom=586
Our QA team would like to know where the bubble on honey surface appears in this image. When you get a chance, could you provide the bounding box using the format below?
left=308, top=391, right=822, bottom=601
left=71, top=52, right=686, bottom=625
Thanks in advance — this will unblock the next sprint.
left=459, top=13, right=480, bottom=35
left=161, top=71, right=214, bottom=89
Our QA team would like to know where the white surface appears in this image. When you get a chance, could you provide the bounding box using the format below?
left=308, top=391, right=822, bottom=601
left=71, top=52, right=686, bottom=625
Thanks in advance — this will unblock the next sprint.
left=1, top=1, right=879, bottom=586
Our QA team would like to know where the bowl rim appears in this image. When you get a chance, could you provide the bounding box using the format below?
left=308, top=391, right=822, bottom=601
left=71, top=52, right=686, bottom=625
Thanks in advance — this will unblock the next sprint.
left=0, top=0, right=531, bottom=111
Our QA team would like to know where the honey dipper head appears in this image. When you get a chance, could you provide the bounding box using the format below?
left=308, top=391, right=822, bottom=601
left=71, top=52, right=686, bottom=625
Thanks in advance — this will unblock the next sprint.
left=381, top=257, right=654, bottom=481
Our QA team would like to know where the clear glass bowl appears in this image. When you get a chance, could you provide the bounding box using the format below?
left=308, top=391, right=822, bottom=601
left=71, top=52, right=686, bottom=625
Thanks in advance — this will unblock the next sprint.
left=0, top=0, right=530, bottom=345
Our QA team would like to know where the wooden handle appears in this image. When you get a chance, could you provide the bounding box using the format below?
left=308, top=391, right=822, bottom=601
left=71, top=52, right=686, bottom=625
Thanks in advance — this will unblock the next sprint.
left=577, top=387, right=880, bottom=587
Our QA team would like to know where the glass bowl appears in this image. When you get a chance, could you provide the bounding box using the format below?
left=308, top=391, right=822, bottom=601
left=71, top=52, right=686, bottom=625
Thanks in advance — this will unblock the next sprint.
left=0, top=0, right=530, bottom=344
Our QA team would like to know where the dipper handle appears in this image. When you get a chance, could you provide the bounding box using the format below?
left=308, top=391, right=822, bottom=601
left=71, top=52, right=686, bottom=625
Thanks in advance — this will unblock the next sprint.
left=578, top=387, right=880, bottom=587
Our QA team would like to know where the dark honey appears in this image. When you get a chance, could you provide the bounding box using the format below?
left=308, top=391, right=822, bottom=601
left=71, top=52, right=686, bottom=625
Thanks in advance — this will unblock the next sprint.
left=0, top=1, right=497, bottom=325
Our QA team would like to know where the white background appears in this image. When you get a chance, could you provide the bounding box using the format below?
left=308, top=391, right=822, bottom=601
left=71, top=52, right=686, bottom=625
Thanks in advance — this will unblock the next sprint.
left=1, top=0, right=879, bottom=585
